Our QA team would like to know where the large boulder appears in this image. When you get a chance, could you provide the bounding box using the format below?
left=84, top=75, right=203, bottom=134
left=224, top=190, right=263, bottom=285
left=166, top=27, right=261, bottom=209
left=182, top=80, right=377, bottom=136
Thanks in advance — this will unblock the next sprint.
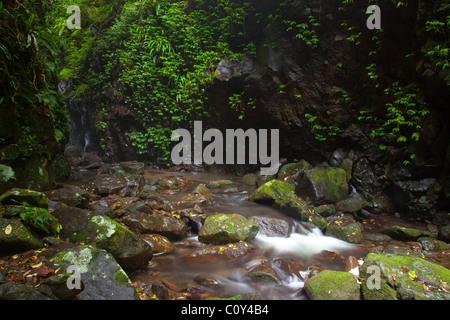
left=360, top=253, right=450, bottom=300
left=49, top=245, right=138, bottom=300
left=248, top=215, right=292, bottom=238
left=51, top=204, right=152, bottom=271
left=198, top=213, right=260, bottom=244
left=304, top=270, right=361, bottom=300
left=296, top=167, right=349, bottom=204
left=383, top=225, right=431, bottom=241
left=45, top=185, right=90, bottom=209
left=0, top=218, right=44, bottom=255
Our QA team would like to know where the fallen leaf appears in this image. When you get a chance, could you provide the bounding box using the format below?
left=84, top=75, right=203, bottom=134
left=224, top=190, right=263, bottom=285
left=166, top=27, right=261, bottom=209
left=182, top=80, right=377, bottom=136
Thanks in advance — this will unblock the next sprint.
left=4, top=224, right=12, bottom=235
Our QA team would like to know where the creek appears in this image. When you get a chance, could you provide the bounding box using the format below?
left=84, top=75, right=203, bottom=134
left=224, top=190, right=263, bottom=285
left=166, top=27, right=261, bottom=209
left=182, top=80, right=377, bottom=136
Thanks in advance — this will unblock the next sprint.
left=129, top=169, right=367, bottom=300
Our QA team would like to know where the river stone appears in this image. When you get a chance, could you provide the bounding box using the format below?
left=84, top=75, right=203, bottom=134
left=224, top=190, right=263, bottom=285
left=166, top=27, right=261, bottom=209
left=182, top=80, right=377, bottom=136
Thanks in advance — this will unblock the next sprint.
left=0, top=188, right=49, bottom=208
left=0, top=218, right=44, bottom=255
left=274, top=194, right=327, bottom=230
left=198, top=213, right=260, bottom=244
left=49, top=245, right=138, bottom=300
left=245, top=260, right=282, bottom=285
left=417, top=237, right=450, bottom=251
left=360, top=253, right=450, bottom=300
left=141, top=234, right=174, bottom=254
left=123, top=211, right=188, bottom=240
left=184, top=241, right=259, bottom=266
left=383, top=225, right=431, bottom=241
left=248, top=215, right=291, bottom=238
left=192, top=183, right=214, bottom=203
left=314, top=204, right=336, bottom=217
left=277, top=160, right=312, bottom=183
left=326, top=214, right=363, bottom=244
left=304, top=270, right=361, bottom=300
left=295, top=167, right=349, bottom=204
left=51, top=203, right=153, bottom=271
left=249, top=179, right=295, bottom=203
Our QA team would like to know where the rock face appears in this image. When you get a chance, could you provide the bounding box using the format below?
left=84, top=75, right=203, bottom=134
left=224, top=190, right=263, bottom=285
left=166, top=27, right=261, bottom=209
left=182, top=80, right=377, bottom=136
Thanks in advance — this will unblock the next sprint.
left=360, top=253, right=450, bottom=300
left=198, top=213, right=260, bottom=244
left=49, top=245, right=138, bottom=300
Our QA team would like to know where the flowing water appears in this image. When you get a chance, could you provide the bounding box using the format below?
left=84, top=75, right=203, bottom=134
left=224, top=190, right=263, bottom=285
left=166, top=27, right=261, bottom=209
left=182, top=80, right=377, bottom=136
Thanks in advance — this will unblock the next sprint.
left=130, top=169, right=367, bottom=300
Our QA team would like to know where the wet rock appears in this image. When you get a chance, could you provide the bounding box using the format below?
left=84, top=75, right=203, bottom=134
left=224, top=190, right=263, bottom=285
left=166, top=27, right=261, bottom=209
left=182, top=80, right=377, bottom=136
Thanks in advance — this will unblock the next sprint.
left=0, top=218, right=44, bottom=255
left=184, top=241, right=259, bottom=266
left=325, top=214, right=363, bottom=244
left=295, top=167, right=349, bottom=204
left=304, top=270, right=361, bottom=300
left=194, top=274, right=223, bottom=289
left=335, top=197, right=369, bottom=213
left=45, top=185, right=90, bottom=209
left=383, top=225, right=431, bottom=241
left=242, top=173, right=259, bottom=186
left=123, top=201, right=152, bottom=215
left=157, top=176, right=187, bottom=190
left=80, top=152, right=102, bottom=167
left=249, top=180, right=294, bottom=203
left=192, top=184, right=214, bottom=204
left=352, top=158, right=385, bottom=200
left=145, top=192, right=210, bottom=211
left=360, top=253, right=450, bottom=300
left=0, top=188, right=49, bottom=208
left=116, top=161, right=145, bottom=175
left=313, top=250, right=343, bottom=263
left=364, top=233, right=392, bottom=242
left=383, top=243, right=423, bottom=258
left=51, top=204, right=153, bottom=271
left=198, top=213, right=260, bottom=244
left=274, top=194, right=327, bottom=230
left=314, top=204, right=336, bottom=217
left=123, top=211, right=188, bottom=240
left=0, top=282, right=53, bottom=300
left=141, top=234, right=174, bottom=254
left=87, top=174, right=144, bottom=197
left=277, top=160, right=312, bottom=183
left=418, top=237, right=450, bottom=252
left=49, top=245, right=138, bottom=300
left=245, top=260, right=282, bottom=285
left=42, top=269, right=84, bottom=300
left=248, top=215, right=291, bottom=238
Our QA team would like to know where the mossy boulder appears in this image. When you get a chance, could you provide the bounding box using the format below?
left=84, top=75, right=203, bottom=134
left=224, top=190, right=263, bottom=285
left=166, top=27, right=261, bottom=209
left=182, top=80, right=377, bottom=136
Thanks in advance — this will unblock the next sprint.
left=0, top=188, right=49, bottom=208
left=360, top=253, right=450, bottom=300
left=304, top=270, right=361, bottom=300
left=417, top=237, right=450, bottom=251
left=249, top=179, right=295, bottom=203
left=383, top=225, right=431, bottom=241
left=336, top=197, right=369, bottom=213
left=242, top=173, right=259, bottom=186
left=198, top=213, right=260, bottom=244
left=51, top=204, right=153, bottom=271
left=49, top=245, right=138, bottom=300
left=0, top=218, right=44, bottom=255
left=277, top=160, right=312, bottom=183
left=326, top=214, right=363, bottom=244
left=296, top=167, right=349, bottom=204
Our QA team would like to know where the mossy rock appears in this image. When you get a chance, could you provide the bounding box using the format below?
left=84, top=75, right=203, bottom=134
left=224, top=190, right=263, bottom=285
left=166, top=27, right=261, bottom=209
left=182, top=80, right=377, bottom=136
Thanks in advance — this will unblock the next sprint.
left=242, top=173, right=259, bottom=186
left=249, top=179, right=295, bottom=203
left=274, top=194, right=327, bottom=230
left=193, top=183, right=214, bottom=203
left=277, top=160, right=312, bottom=183
left=314, top=204, right=336, bottom=217
left=417, top=237, right=450, bottom=251
left=49, top=245, right=138, bottom=300
left=304, top=270, right=361, bottom=300
left=0, top=218, right=44, bottom=255
left=383, top=225, right=431, bottom=241
left=296, top=167, right=349, bottom=204
left=360, top=253, right=450, bottom=300
left=335, top=197, right=369, bottom=213
left=198, top=213, right=260, bottom=244
left=0, top=188, right=49, bottom=208
left=326, top=214, right=363, bottom=244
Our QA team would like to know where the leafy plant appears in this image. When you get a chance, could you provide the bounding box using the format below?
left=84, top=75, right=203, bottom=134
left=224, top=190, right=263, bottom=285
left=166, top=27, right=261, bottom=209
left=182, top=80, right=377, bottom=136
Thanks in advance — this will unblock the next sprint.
left=10, top=202, right=62, bottom=236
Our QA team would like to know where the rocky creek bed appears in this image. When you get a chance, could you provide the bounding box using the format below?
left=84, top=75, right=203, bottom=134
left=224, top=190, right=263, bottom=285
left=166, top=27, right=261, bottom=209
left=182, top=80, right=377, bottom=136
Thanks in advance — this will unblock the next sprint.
left=0, top=158, right=449, bottom=300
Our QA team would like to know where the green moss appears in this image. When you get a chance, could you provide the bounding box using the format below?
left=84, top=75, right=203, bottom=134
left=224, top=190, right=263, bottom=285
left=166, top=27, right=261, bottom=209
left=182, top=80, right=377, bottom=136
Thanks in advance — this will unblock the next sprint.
left=307, top=168, right=348, bottom=203
left=249, top=180, right=295, bottom=202
left=304, top=270, right=360, bottom=300
left=115, top=269, right=131, bottom=285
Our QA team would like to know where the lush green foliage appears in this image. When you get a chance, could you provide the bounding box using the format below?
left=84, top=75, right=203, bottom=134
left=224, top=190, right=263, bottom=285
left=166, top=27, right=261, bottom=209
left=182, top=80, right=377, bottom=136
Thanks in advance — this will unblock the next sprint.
left=10, top=202, right=61, bottom=236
